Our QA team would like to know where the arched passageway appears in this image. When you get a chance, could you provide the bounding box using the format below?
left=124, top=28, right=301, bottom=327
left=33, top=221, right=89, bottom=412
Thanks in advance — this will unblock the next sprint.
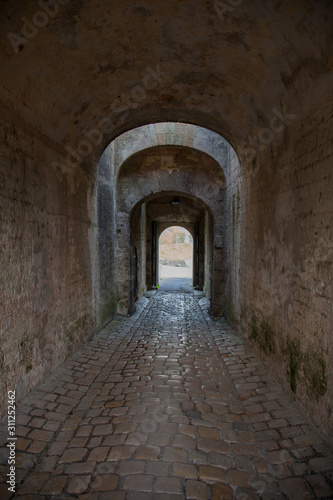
left=113, top=137, right=226, bottom=316
left=92, top=123, right=231, bottom=323
left=0, top=3, right=333, bottom=486
left=129, top=192, right=212, bottom=308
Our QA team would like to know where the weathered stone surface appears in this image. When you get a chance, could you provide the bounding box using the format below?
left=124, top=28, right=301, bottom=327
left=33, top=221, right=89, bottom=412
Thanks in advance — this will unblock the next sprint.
left=0, top=0, right=332, bottom=443
left=1, top=292, right=331, bottom=498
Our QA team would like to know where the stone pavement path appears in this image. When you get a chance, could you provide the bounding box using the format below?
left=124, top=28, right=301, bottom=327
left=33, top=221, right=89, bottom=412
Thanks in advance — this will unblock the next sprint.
left=1, top=292, right=333, bottom=499
left=159, top=278, right=193, bottom=293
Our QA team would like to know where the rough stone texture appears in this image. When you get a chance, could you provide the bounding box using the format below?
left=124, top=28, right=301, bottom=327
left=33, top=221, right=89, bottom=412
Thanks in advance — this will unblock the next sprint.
left=93, top=147, right=117, bottom=328
left=0, top=293, right=332, bottom=499
left=108, top=122, right=230, bottom=180
left=131, top=200, right=206, bottom=309
left=0, top=120, right=95, bottom=416
left=1, top=2, right=331, bottom=153
left=94, top=123, right=231, bottom=318
left=116, top=146, right=226, bottom=315
left=143, top=201, right=204, bottom=292
left=0, top=0, right=332, bottom=440
left=226, top=98, right=333, bottom=438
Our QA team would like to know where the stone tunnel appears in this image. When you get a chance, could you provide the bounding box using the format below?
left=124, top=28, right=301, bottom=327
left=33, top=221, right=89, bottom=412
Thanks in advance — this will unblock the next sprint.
left=0, top=1, right=332, bottom=498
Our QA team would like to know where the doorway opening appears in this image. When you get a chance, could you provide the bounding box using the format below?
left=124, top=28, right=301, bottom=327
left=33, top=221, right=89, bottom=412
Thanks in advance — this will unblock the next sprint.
left=158, top=226, right=193, bottom=291
left=129, top=191, right=215, bottom=311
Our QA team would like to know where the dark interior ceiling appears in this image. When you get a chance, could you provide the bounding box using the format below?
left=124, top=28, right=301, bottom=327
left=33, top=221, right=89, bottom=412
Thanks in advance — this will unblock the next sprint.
left=0, top=0, right=332, bottom=158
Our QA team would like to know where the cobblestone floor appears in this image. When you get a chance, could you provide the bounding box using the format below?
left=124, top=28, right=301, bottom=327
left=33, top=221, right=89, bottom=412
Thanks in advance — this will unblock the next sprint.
left=1, top=292, right=333, bottom=499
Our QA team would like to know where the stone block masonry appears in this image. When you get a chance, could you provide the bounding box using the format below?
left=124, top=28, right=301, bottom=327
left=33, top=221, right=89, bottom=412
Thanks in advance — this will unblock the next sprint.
left=0, top=291, right=332, bottom=498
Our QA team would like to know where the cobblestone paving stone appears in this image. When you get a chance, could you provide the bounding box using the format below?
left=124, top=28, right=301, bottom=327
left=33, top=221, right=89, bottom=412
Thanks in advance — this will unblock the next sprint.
left=1, top=292, right=333, bottom=499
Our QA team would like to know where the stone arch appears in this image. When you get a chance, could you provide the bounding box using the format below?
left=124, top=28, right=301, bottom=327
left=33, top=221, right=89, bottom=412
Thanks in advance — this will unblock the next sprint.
left=1, top=0, right=332, bottom=436
left=109, top=122, right=233, bottom=180
left=130, top=214, right=199, bottom=314
left=128, top=190, right=214, bottom=315
left=117, top=151, right=220, bottom=315
left=93, top=123, right=235, bottom=324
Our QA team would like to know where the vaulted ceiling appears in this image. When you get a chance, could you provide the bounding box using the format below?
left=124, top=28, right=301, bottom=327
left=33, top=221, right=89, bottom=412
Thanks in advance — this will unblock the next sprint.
left=0, top=0, right=332, bottom=160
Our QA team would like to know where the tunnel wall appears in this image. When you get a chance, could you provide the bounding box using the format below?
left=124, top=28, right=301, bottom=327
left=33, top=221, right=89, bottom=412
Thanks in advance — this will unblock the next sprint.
left=0, top=0, right=332, bottom=436
left=93, top=148, right=118, bottom=327
left=130, top=203, right=148, bottom=310
left=0, top=120, right=95, bottom=416
left=226, top=98, right=333, bottom=437
left=204, top=211, right=214, bottom=303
